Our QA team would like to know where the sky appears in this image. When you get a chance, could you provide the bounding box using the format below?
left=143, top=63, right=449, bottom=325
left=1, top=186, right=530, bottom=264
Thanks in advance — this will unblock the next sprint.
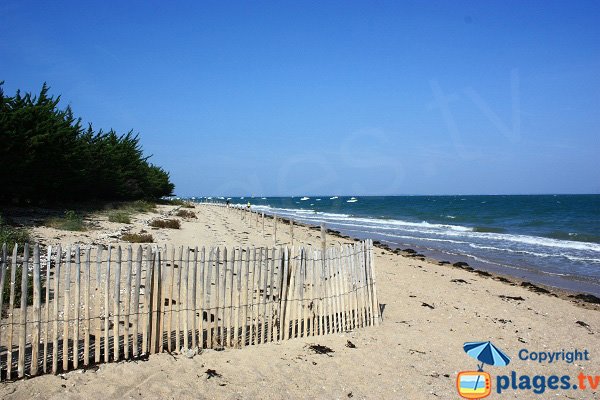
left=1, top=1, right=599, bottom=196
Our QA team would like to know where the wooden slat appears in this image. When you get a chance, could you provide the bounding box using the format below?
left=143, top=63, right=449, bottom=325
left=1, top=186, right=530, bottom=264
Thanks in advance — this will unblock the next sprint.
left=234, top=247, right=242, bottom=347
left=286, top=247, right=297, bottom=339
left=213, top=247, right=221, bottom=348
left=295, top=249, right=304, bottom=338
left=228, top=248, right=236, bottom=347
left=369, top=240, right=381, bottom=325
left=123, top=246, right=133, bottom=359
left=357, top=242, right=366, bottom=328
left=248, top=247, right=256, bottom=345
left=159, top=245, right=168, bottom=353
left=175, top=246, right=183, bottom=352
left=316, top=249, right=324, bottom=336
left=300, top=250, right=308, bottom=338
left=17, top=244, right=29, bottom=378
left=225, top=248, right=231, bottom=346
left=104, top=246, right=112, bottom=362
left=205, top=248, right=214, bottom=348
left=190, top=247, right=198, bottom=350
left=341, top=245, right=351, bottom=331
left=43, top=246, right=52, bottom=373
left=254, top=248, right=263, bottom=343
left=333, top=247, right=344, bottom=332
left=73, top=246, right=81, bottom=369
left=350, top=244, right=360, bottom=329
left=131, top=246, right=142, bottom=357
left=362, top=241, right=371, bottom=326
left=261, top=247, right=269, bottom=344
left=31, top=244, right=41, bottom=375
left=241, top=247, right=250, bottom=346
left=7, top=245, right=18, bottom=378
left=326, top=248, right=334, bottom=334
left=153, top=247, right=164, bottom=353
left=311, top=249, right=318, bottom=336
left=83, top=247, right=91, bottom=366
left=181, top=247, right=189, bottom=350
left=144, top=246, right=153, bottom=354
left=198, top=247, right=206, bottom=349
left=166, top=246, right=175, bottom=352
left=7, top=246, right=16, bottom=378
left=94, top=245, right=103, bottom=364
left=267, top=247, right=276, bottom=342
left=113, top=246, right=122, bottom=361
left=62, top=245, right=71, bottom=372
left=0, top=243, right=8, bottom=380
left=279, top=247, right=290, bottom=341
left=52, top=245, right=61, bottom=374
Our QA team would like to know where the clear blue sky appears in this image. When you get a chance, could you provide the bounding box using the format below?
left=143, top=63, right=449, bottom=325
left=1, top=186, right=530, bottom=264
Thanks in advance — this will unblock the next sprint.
left=1, top=1, right=599, bottom=196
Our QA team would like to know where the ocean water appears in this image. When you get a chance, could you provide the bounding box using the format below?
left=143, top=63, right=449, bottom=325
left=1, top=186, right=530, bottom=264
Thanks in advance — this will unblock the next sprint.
left=198, top=195, right=600, bottom=296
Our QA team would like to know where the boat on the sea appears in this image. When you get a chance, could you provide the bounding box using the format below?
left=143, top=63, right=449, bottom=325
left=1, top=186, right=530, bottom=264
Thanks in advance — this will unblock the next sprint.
left=347, top=197, right=358, bottom=203
left=330, top=196, right=338, bottom=200
left=300, top=196, right=310, bottom=201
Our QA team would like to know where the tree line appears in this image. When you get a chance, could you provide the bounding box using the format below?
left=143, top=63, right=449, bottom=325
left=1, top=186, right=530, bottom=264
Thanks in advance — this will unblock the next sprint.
left=0, top=82, right=174, bottom=204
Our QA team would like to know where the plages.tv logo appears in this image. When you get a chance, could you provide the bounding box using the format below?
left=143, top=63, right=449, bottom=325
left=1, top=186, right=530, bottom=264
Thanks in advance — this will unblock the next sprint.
left=457, top=341, right=511, bottom=399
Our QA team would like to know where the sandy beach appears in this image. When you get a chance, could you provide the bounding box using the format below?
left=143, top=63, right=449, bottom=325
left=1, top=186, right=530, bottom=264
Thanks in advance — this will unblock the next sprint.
left=1, top=203, right=598, bottom=399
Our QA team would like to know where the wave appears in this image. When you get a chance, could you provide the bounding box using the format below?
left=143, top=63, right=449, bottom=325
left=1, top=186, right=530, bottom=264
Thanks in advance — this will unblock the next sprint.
left=256, top=205, right=600, bottom=254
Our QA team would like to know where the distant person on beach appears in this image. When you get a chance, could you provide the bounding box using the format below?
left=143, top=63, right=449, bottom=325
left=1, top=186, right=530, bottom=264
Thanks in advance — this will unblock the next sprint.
left=226, top=199, right=230, bottom=207
left=247, top=201, right=251, bottom=210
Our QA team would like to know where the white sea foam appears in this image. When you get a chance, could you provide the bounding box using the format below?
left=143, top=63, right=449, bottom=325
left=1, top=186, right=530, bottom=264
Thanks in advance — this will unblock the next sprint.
left=257, top=205, right=600, bottom=256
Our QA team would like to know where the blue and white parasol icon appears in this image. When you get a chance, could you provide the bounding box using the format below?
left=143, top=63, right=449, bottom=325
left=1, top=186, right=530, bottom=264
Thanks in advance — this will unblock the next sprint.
left=463, top=341, right=511, bottom=371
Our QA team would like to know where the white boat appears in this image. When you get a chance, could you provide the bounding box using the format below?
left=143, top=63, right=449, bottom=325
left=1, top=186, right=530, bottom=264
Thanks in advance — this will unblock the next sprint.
left=346, top=197, right=358, bottom=203
left=300, top=197, right=310, bottom=201
left=316, top=198, right=321, bottom=201
left=330, top=196, right=338, bottom=200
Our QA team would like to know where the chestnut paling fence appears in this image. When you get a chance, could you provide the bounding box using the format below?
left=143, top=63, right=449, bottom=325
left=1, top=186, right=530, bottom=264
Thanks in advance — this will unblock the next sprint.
left=0, top=240, right=380, bottom=380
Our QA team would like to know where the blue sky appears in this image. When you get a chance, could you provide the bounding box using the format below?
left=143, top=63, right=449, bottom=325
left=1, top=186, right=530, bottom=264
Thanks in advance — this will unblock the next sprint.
left=1, top=1, right=599, bottom=196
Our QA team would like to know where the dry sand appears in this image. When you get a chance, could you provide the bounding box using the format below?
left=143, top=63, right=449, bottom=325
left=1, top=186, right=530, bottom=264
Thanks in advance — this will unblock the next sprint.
left=1, top=204, right=598, bottom=399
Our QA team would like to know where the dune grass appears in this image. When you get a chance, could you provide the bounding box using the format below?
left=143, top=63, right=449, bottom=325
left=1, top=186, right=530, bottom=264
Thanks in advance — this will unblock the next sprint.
left=121, top=232, right=154, bottom=243
left=46, top=210, right=86, bottom=231
left=149, top=219, right=180, bottom=229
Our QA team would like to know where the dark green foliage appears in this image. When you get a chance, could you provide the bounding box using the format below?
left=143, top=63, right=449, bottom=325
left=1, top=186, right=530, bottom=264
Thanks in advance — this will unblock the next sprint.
left=0, top=82, right=174, bottom=204
left=0, top=216, right=31, bottom=245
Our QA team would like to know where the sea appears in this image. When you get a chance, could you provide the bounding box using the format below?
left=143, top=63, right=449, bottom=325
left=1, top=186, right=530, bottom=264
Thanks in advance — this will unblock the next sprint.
left=194, top=195, right=600, bottom=296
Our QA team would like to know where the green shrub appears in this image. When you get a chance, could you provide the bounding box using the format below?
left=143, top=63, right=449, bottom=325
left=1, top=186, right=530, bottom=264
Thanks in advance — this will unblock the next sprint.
left=46, top=210, right=86, bottom=231
left=175, top=209, right=196, bottom=219
left=149, top=219, right=180, bottom=229
left=0, top=216, right=30, bottom=245
left=161, top=198, right=194, bottom=208
left=127, top=200, right=156, bottom=213
left=108, top=211, right=131, bottom=224
left=121, top=233, right=153, bottom=243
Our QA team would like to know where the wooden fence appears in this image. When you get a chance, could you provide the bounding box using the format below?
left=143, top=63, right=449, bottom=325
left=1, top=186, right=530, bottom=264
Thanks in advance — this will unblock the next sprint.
left=0, top=240, right=379, bottom=380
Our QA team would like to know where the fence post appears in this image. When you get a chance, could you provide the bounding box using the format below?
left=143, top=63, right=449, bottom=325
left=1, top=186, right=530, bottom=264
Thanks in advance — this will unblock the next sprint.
left=31, top=244, right=41, bottom=375
left=290, top=220, right=294, bottom=246
left=369, top=240, right=381, bottom=325
left=273, top=215, right=277, bottom=244
left=320, top=223, right=326, bottom=256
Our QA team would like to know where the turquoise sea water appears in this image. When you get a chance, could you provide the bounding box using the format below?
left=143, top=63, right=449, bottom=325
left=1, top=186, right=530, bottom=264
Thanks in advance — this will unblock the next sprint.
left=197, top=195, right=600, bottom=295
